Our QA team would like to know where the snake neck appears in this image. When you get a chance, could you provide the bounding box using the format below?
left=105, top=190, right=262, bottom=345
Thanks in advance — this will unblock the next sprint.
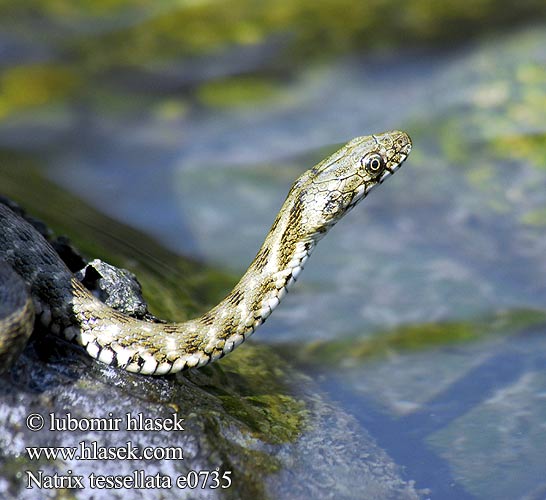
left=189, top=195, right=316, bottom=354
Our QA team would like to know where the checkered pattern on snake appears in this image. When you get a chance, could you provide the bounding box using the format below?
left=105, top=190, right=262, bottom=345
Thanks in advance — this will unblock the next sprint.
left=0, top=131, right=411, bottom=375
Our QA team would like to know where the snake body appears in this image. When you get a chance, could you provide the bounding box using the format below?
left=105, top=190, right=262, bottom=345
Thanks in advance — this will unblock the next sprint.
left=0, top=131, right=411, bottom=375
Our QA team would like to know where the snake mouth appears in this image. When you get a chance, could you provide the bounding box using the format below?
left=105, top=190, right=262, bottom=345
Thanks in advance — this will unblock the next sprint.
left=381, top=152, right=409, bottom=181
left=382, top=140, right=412, bottom=180
left=379, top=170, right=392, bottom=183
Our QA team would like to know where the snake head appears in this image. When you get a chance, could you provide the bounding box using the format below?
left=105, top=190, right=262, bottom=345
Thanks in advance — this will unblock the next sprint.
left=292, top=130, right=412, bottom=240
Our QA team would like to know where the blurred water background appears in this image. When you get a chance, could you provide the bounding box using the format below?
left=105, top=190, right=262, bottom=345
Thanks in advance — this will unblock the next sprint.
left=1, top=1, right=546, bottom=498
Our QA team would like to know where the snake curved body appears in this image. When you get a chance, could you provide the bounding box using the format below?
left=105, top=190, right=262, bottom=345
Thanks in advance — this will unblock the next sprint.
left=0, top=131, right=411, bottom=375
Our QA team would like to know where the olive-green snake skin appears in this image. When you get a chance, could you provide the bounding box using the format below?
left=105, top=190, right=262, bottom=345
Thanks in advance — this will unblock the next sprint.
left=0, top=131, right=411, bottom=375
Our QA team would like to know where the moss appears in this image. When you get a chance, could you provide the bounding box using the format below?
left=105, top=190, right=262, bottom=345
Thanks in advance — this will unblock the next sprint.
left=153, top=98, right=189, bottom=121
left=63, top=0, right=546, bottom=66
left=194, top=345, right=309, bottom=445
left=490, top=133, right=546, bottom=171
left=1, top=0, right=544, bottom=90
left=285, top=309, right=546, bottom=368
left=0, top=64, right=80, bottom=120
left=521, top=207, right=546, bottom=227
left=197, top=76, right=282, bottom=109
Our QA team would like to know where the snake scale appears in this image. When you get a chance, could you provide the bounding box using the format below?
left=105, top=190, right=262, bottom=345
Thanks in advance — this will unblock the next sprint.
left=0, top=131, right=411, bottom=375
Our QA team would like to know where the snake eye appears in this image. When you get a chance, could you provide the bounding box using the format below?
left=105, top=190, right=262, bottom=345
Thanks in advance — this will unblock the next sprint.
left=361, top=153, right=385, bottom=176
